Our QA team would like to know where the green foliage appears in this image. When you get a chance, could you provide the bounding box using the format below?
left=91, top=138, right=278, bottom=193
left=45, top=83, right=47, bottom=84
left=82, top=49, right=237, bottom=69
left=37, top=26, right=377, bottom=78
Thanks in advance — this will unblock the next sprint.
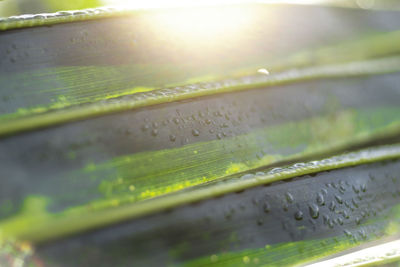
left=1, top=3, right=400, bottom=266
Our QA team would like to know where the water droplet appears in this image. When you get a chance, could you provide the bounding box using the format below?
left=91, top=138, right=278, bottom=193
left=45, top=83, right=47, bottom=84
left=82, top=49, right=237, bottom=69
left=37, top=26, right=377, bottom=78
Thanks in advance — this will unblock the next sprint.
left=316, top=193, right=325, bottom=206
left=142, top=124, right=149, bottom=131
left=214, top=111, right=223, bottom=117
left=285, top=192, right=294, bottom=203
left=269, top=167, right=283, bottom=174
left=192, top=129, right=200, bottom=136
left=293, top=162, right=306, bottom=168
left=361, top=184, right=367, bottom=192
left=339, top=181, right=347, bottom=191
left=241, top=174, right=254, bottom=180
left=328, top=219, right=334, bottom=228
left=344, top=230, right=353, bottom=237
left=283, top=203, right=289, bottom=212
left=33, top=14, right=46, bottom=20
left=335, top=195, right=343, bottom=204
left=323, top=215, right=329, bottom=225
left=309, top=204, right=319, bottom=219
left=263, top=201, right=270, bottom=213
left=352, top=184, right=360, bottom=193
left=294, top=210, right=303, bottom=220
left=342, top=210, right=350, bottom=219
left=358, top=229, right=367, bottom=239
left=365, top=208, right=371, bottom=217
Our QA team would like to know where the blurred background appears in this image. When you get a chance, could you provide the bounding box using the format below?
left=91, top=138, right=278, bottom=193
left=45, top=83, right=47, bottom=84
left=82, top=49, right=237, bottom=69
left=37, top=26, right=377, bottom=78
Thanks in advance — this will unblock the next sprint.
left=0, top=0, right=400, bottom=17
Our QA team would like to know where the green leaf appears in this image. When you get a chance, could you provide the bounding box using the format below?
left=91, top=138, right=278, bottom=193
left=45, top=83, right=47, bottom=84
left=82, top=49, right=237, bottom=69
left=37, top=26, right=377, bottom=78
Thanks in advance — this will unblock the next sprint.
left=1, top=3, right=400, bottom=266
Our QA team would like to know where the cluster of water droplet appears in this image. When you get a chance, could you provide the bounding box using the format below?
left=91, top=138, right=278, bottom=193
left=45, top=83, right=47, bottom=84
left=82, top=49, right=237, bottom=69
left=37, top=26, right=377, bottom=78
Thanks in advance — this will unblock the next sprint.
left=143, top=151, right=400, bottom=266
left=239, top=145, right=400, bottom=181
left=230, top=146, right=400, bottom=243
left=0, top=7, right=124, bottom=30
left=2, top=41, right=33, bottom=65
left=133, top=98, right=262, bottom=146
